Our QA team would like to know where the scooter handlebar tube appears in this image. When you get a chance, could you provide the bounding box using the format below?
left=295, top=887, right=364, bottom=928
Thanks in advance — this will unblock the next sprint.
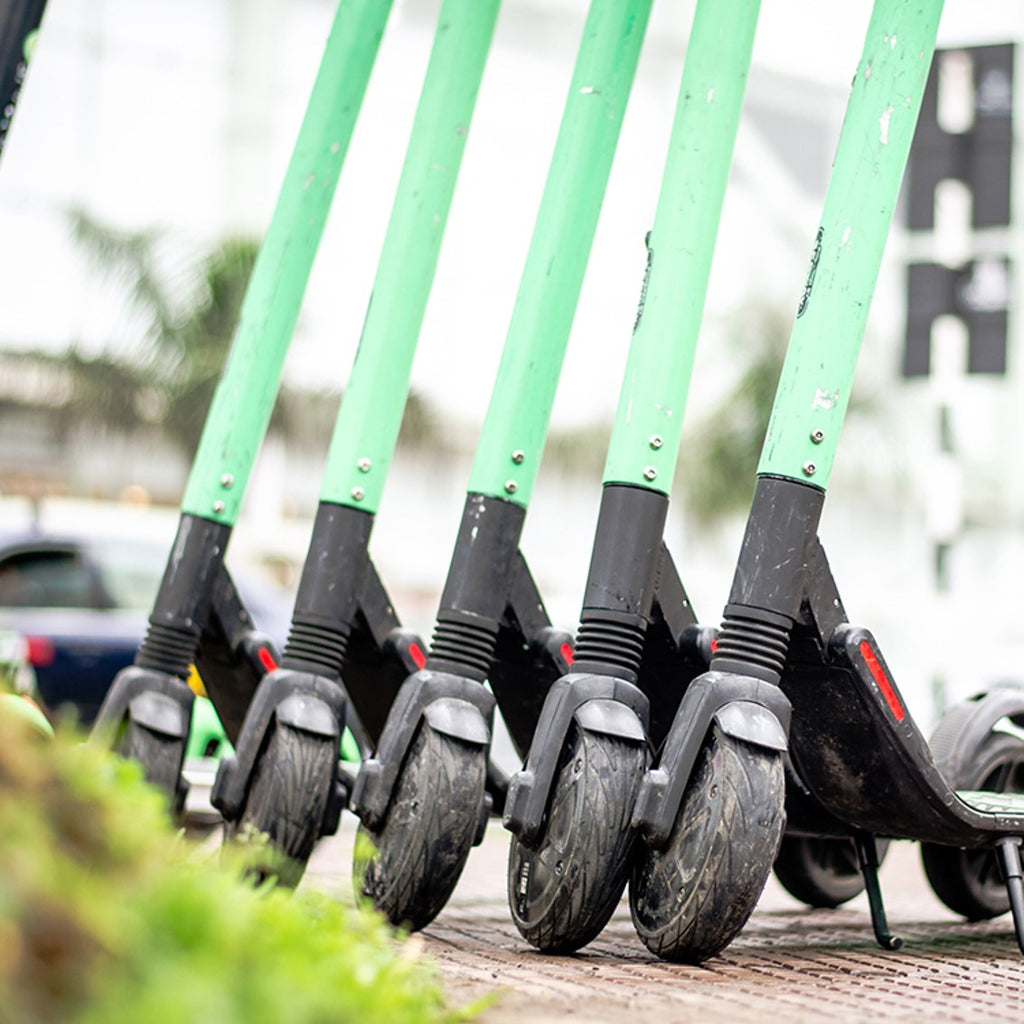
left=757, top=0, right=944, bottom=489
left=182, top=0, right=392, bottom=525
left=601, top=0, right=760, bottom=494
left=320, top=0, right=500, bottom=515
left=467, top=0, right=652, bottom=507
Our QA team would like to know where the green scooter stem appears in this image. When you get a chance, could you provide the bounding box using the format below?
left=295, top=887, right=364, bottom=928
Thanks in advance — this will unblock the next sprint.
left=712, top=0, right=943, bottom=661
left=601, top=0, right=758, bottom=493
left=320, top=0, right=499, bottom=515
left=182, top=0, right=392, bottom=526
left=467, top=0, right=651, bottom=507
left=758, top=0, right=942, bottom=489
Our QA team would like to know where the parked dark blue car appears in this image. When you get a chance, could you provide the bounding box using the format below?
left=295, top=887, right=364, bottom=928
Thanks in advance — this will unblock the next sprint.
left=0, top=525, right=293, bottom=725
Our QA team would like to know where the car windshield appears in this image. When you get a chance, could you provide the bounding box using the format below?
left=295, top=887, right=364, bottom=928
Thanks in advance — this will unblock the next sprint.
left=0, top=538, right=165, bottom=612
left=88, top=539, right=166, bottom=610
left=0, top=549, right=96, bottom=608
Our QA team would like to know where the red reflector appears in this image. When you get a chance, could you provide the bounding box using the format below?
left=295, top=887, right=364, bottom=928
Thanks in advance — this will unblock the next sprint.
left=25, top=636, right=55, bottom=667
left=710, top=637, right=719, bottom=653
left=560, top=642, right=574, bottom=666
left=409, top=642, right=427, bottom=670
left=859, top=639, right=904, bottom=721
left=257, top=646, right=277, bottom=673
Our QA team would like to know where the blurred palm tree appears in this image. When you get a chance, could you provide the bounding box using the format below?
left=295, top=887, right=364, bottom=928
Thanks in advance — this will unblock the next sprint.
left=63, top=210, right=440, bottom=460
left=534, top=301, right=791, bottom=528
left=675, top=301, right=791, bottom=527
left=68, top=211, right=261, bottom=457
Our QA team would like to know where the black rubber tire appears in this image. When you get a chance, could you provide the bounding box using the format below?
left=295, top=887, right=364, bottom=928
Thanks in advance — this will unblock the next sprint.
left=353, top=724, right=486, bottom=932
left=629, top=726, right=785, bottom=963
left=234, top=723, right=336, bottom=888
left=926, top=699, right=980, bottom=769
left=773, top=835, right=889, bottom=908
left=118, top=718, right=186, bottom=816
left=507, top=725, right=646, bottom=954
left=922, top=730, right=1024, bottom=920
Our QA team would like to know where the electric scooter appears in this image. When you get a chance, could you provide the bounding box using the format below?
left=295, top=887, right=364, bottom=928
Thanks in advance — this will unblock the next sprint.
left=211, top=0, right=500, bottom=885
left=502, top=0, right=760, bottom=955
left=626, top=0, right=1024, bottom=965
left=1, top=0, right=47, bottom=160
left=349, top=0, right=653, bottom=933
left=91, top=0, right=394, bottom=810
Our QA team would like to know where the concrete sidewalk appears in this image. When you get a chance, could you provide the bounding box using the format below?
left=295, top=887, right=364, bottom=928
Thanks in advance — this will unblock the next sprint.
left=305, top=818, right=1024, bottom=1022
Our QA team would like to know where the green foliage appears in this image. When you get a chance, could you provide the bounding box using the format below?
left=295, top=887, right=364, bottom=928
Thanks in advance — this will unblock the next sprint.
left=69, top=211, right=261, bottom=458
left=540, top=421, right=612, bottom=479
left=158, top=238, right=260, bottom=456
left=677, top=302, right=790, bottom=526
left=63, top=210, right=442, bottom=461
left=0, top=711, right=480, bottom=1024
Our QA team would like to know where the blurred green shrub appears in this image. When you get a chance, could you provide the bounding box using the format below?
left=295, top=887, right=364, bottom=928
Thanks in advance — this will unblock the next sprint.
left=0, top=711, right=481, bottom=1024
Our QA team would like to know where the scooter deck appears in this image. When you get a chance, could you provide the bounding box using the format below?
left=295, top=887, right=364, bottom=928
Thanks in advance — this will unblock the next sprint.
left=958, top=791, right=1024, bottom=816
left=784, top=539, right=1024, bottom=848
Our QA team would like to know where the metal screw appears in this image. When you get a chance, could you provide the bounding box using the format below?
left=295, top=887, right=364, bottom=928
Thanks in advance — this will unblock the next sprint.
left=810, top=429, right=825, bottom=444
left=802, top=461, right=817, bottom=477
left=220, top=473, right=234, bottom=488
left=212, top=500, right=226, bottom=514
left=351, top=487, right=365, bottom=501
left=504, top=479, right=518, bottom=494
left=511, top=449, right=525, bottom=464
left=648, top=434, right=664, bottom=450
left=643, top=466, right=658, bottom=481
left=357, top=458, right=371, bottom=472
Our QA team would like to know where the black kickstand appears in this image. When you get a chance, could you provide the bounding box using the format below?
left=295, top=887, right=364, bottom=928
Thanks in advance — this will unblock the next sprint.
left=854, top=831, right=903, bottom=951
left=996, top=838, right=1024, bottom=955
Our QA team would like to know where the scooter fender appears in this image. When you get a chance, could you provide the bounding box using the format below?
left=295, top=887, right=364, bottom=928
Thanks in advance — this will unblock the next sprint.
left=92, top=664, right=195, bottom=743
left=713, top=700, right=788, bottom=753
left=420, top=697, right=494, bottom=850
left=275, top=692, right=341, bottom=740
left=128, top=689, right=191, bottom=740
left=351, top=669, right=496, bottom=830
left=931, top=683, right=1024, bottom=782
left=275, top=692, right=345, bottom=839
left=632, top=670, right=791, bottom=849
left=422, top=696, right=492, bottom=747
left=572, top=698, right=647, bottom=743
left=503, top=673, right=650, bottom=846
left=212, top=667, right=346, bottom=821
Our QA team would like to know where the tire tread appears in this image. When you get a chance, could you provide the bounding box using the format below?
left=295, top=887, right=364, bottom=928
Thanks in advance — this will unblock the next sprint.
left=508, top=727, right=646, bottom=954
left=354, top=725, right=486, bottom=932
left=630, top=727, right=785, bottom=963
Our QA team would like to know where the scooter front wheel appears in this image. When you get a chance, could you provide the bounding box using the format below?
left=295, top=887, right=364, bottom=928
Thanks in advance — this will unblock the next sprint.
left=507, top=725, right=646, bottom=953
left=922, top=730, right=1024, bottom=920
left=773, top=835, right=888, bottom=908
left=233, top=722, right=336, bottom=888
left=629, top=725, right=785, bottom=963
left=353, top=723, right=486, bottom=931
left=118, top=719, right=186, bottom=817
